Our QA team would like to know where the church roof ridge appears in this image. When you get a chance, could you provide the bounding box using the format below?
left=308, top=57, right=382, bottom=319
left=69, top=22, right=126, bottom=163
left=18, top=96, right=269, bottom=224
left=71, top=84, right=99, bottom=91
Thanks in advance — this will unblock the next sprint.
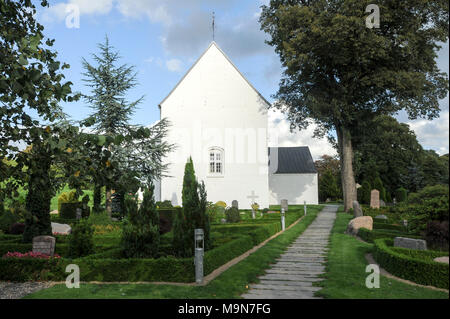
left=158, top=41, right=271, bottom=108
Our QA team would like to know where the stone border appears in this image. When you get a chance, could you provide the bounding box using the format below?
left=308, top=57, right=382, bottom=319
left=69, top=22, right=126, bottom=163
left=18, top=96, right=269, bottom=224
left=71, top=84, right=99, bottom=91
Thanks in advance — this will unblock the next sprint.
left=41, top=214, right=309, bottom=288
left=365, top=253, right=449, bottom=294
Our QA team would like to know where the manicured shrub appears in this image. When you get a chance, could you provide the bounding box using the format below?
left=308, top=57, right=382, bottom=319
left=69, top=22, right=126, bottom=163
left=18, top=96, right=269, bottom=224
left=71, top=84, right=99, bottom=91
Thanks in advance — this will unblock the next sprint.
left=58, top=190, right=77, bottom=213
left=373, top=238, right=449, bottom=289
left=172, top=207, right=191, bottom=257
left=319, top=169, right=340, bottom=202
left=67, top=219, right=94, bottom=258
left=121, top=186, right=160, bottom=258
left=395, top=187, right=408, bottom=203
left=425, top=220, right=449, bottom=251
left=358, top=180, right=371, bottom=205
left=215, top=201, right=227, bottom=208
left=0, top=210, right=18, bottom=233
left=225, top=207, right=241, bottom=223
left=8, top=223, right=25, bottom=235
left=373, top=176, right=387, bottom=202
left=156, top=200, right=173, bottom=208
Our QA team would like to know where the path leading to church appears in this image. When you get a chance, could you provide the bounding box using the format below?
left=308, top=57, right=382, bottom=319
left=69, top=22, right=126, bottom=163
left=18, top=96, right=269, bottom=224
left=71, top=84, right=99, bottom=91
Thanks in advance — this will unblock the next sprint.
left=241, top=205, right=338, bottom=299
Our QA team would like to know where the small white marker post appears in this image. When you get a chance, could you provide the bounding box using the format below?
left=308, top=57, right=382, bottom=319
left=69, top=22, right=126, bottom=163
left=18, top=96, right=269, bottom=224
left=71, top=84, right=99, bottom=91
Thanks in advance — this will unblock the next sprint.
left=281, top=208, right=285, bottom=231
left=247, top=191, right=259, bottom=220
left=304, top=201, right=307, bottom=216
left=194, top=229, right=204, bottom=285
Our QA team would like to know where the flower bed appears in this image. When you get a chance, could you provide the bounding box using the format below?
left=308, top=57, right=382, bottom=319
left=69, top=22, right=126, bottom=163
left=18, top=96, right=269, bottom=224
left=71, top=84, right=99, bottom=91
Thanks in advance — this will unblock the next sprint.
left=3, top=251, right=61, bottom=259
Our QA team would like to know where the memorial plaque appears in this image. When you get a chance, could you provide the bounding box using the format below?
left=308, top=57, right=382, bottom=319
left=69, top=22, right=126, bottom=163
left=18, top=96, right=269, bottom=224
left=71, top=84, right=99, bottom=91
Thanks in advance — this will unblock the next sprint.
left=231, top=200, right=239, bottom=209
left=32, top=236, right=55, bottom=256
left=370, top=189, right=380, bottom=209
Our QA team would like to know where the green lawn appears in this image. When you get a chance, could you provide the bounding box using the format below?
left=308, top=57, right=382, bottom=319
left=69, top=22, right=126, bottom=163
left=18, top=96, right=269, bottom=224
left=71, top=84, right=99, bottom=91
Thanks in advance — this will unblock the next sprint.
left=25, top=206, right=323, bottom=299
left=315, top=209, right=449, bottom=299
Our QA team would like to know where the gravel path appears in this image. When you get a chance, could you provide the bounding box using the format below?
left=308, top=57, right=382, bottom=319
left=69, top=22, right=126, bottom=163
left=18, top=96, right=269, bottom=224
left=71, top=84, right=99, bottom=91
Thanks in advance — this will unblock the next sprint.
left=0, top=282, right=54, bottom=299
left=242, top=205, right=338, bottom=299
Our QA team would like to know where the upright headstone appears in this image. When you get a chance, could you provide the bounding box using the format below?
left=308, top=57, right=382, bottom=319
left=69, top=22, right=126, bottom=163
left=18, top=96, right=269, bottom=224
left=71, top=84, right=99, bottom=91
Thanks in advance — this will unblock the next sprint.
left=232, top=200, right=239, bottom=209
left=281, top=199, right=288, bottom=211
left=370, top=189, right=380, bottom=209
left=32, top=236, right=55, bottom=257
left=394, top=237, right=427, bottom=250
left=353, top=200, right=363, bottom=217
left=76, top=208, right=82, bottom=220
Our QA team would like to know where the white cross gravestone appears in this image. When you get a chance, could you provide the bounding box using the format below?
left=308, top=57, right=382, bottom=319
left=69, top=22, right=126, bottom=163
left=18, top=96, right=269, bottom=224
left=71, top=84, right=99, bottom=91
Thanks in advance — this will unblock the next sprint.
left=247, top=191, right=259, bottom=219
left=32, top=236, right=56, bottom=257
left=280, top=199, right=288, bottom=231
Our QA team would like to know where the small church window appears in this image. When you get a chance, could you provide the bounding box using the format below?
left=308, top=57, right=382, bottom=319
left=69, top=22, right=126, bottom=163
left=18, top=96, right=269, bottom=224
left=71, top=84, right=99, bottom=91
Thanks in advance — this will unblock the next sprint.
left=209, top=148, right=223, bottom=175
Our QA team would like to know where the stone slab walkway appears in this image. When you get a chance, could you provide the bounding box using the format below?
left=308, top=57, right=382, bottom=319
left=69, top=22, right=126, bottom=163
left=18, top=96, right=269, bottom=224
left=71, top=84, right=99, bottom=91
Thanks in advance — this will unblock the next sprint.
left=242, top=205, right=338, bottom=299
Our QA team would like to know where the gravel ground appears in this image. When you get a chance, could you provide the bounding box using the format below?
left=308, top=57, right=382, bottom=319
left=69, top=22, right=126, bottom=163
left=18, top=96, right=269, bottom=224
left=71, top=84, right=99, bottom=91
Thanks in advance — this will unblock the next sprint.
left=0, top=282, right=54, bottom=299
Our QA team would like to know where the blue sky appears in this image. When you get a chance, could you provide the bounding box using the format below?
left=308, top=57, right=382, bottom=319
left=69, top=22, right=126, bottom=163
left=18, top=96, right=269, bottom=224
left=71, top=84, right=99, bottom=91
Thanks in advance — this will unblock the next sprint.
left=36, top=0, right=449, bottom=158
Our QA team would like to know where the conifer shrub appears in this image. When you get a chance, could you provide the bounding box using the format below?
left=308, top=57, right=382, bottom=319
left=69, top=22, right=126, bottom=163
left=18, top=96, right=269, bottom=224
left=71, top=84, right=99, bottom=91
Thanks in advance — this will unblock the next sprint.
left=359, top=180, right=371, bottom=205
left=395, top=187, right=408, bottom=202
left=58, top=190, right=78, bottom=213
left=121, top=186, right=160, bottom=258
left=225, top=207, right=241, bottom=223
left=67, top=219, right=94, bottom=258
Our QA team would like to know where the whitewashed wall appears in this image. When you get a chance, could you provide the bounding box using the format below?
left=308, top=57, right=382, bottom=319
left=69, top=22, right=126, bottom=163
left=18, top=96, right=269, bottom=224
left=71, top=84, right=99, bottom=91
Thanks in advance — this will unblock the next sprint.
left=269, top=173, right=319, bottom=205
left=160, top=43, right=270, bottom=209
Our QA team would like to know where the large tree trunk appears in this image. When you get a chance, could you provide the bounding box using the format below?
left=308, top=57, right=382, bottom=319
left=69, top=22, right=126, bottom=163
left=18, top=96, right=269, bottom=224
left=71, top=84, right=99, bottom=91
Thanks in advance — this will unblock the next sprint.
left=336, top=125, right=357, bottom=212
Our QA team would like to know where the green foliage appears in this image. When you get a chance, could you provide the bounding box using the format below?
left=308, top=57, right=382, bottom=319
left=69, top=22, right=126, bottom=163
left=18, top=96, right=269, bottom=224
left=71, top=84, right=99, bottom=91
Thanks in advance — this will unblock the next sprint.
left=374, top=239, right=449, bottom=289
left=373, top=176, right=387, bottom=202
left=68, top=219, right=94, bottom=258
left=215, top=201, right=227, bottom=208
left=395, top=187, right=408, bottom=203
left=59, top=202, right=89, bottom=220
left=57, top=190, right=77, bottom=213
left=121, top=187, right=160, bottom=258
left=156, top=200, right=173, bottom=208
left=357, top=228, right=420, bottom=243
left=174, top=158, right=211, bottom=256
left=358, top=181, right=371, bottom=205
left=225, top=207, right=241, bottom=223
left=319, top=169, right=340, bottom=202
left=0, top=210, right=19, bottom=233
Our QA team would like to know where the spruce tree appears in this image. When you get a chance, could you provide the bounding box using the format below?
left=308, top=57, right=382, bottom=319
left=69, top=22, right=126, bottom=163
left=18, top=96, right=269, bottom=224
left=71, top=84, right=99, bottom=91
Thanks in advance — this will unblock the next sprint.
left=82, top=36, right=143, bottom=216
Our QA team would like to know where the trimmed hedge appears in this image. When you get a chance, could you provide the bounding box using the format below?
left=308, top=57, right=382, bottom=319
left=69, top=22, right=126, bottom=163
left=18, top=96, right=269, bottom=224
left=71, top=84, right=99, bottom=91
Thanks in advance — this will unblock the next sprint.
left=60, top=202, right=90, bottom=220
left=373, top=238, right=449, bottom=289
left=0, top=210, right=309, bottom=282
left=373, top=222, right=405, bottom=232
left=357, top=228, right=422, bottom=243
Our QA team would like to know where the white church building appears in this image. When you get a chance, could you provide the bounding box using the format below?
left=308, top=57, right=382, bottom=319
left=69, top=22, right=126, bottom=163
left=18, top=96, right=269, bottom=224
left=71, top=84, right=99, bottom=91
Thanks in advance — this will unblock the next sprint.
left=156, top=42, right=318, bottom=209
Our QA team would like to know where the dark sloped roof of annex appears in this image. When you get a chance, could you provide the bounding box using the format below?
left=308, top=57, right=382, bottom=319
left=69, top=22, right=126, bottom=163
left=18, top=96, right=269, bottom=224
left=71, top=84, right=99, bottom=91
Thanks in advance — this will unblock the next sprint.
left=268, top=147, right=318, bottom=174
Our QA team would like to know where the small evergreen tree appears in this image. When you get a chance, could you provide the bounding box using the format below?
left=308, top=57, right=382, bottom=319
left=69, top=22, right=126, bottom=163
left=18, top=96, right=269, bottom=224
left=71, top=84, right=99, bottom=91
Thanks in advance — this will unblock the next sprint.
left=373, top=176, right=387, bottom=202
left=395, top=187, right=408, bottom=203
left=121, top=187, right=159, bottom=258
left=360, top=181, right=372, bottom=205
left=173, top=158, right=212, bottom=256
left=319, top=170, right=340, bottom=202
left=68, top=219, right=94, bottom=258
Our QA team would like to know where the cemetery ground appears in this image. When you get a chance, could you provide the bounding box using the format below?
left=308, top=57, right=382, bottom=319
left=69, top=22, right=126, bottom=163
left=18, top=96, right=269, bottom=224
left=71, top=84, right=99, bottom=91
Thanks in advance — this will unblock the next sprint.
left=1, top=200, right=448, bottom=299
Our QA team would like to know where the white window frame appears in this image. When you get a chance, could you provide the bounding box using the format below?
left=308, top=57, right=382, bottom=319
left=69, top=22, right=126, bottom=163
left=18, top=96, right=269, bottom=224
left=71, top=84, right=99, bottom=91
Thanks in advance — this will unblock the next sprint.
left=208, top=147, right=224, bottom=177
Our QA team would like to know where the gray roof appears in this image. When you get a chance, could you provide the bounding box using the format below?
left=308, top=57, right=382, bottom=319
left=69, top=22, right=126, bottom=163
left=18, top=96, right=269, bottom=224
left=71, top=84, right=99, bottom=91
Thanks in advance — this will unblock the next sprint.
left=269, top=147, right=318, bottom=174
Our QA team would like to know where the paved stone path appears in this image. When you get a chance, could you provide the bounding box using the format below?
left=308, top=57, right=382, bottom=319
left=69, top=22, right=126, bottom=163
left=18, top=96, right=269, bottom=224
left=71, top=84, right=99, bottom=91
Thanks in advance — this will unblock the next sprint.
left=242, top=205, right=338, bottom=299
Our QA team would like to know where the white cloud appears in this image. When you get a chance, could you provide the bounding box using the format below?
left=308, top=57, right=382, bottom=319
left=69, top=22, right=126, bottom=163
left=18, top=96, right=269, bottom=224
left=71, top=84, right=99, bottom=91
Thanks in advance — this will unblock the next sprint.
left=42, top=0, right=114, bottom=22
left=268, top=109, right=337, bottom=160
left=407, top=109, right=449, bottom=155
left=165, top=59, right=183, bottom=72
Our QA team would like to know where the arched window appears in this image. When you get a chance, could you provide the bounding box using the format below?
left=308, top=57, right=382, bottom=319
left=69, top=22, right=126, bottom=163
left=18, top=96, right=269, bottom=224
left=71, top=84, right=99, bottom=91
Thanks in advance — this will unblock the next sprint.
left=209, top=148, right=224, bottom=175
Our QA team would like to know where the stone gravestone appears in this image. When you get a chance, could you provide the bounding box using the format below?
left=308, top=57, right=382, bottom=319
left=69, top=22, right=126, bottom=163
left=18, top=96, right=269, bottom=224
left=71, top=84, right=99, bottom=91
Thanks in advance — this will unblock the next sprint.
left=281, top=199, right=288, bottom=211
left=394, top=237, right=427, bottom=250
left=352, top=200, right=363, bottom=217
left=232, top=200, right=239, bottom=209
left=32, top=236, right=56, bottom=257
left=370, top=189, right=380, bottom=209
left=76, top=208, right=82, bottom=220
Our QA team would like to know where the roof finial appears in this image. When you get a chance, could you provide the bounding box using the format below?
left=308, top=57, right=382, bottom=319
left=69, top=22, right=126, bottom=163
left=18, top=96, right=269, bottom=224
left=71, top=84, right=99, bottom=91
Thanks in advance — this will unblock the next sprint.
left=212, top=11, right=215, bottom=42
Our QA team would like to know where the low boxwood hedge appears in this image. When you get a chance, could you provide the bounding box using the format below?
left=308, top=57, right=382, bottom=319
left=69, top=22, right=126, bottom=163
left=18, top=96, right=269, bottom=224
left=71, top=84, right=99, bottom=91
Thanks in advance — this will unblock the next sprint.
left=358, top=228, right=421, bottom=243
left=373, top=238, right=449, bottom=289
left=373, top=222, right=405, bottom=232
left=0, top=212, right=306, bottom=283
